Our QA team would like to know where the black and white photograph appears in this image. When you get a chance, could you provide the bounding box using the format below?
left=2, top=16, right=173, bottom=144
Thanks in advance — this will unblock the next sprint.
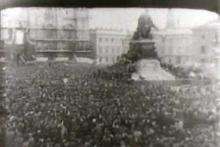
left=0, top=4, right=220, bottom=147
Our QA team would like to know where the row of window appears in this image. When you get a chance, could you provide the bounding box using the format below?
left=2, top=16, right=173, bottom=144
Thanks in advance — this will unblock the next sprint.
left=159, top=47, right=189, bottom=55
left=159, top=33, right=218, bottom=44
left=97, top=57, right=118, bottom=64
left=163, top=56, right=219, bottom=66
left=98, top=37, right=125, bottom=44
left=200, top=58, right=219, bottom=64
left=163, top=56, right=193, bottom=65
left=29, top=30, right=89, bottom=40
left=158, top=45, right=209, bottom=56
left=97, top=47, right=127, bottom=55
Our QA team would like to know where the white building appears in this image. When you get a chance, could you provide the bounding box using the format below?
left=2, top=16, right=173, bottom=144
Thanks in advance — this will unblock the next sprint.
left=153, top=9, right=195, bottom=67
left=1, top=8, right=91, bottom=61
left=152, top=9, right=220, bottom=79
left=90, top=28, right=131, bottom=65
left=26, top=8, right=90, bottom=42
left=192, top=18, right=220, bottom=79
left=1, top=8, right=90, bottom=45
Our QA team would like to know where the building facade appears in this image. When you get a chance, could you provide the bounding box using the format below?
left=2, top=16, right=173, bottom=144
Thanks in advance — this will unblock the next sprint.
left=1, top=8, right=91, bottom=61
left=90, top=28, right=131, bottom=65
left=153, top=29, right=194, bottom=67
left=27, top=8, right=90, bottom=42
left=153, top=9, right=195, bottom=68
left=192, top=19, right=220, bottom=79
left=152, top=9, right=220, bottom=79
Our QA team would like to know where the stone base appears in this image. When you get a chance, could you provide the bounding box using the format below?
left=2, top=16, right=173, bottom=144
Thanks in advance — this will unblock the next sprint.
left=130, top=39, right=158, bottom=59
left=132, top=59, right=175, bottom=81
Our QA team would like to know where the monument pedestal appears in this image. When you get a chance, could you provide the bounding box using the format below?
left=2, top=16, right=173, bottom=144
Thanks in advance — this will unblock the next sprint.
left=130, top=39, right=175, bottom=81
left=130, top=39, right=157, bottom=59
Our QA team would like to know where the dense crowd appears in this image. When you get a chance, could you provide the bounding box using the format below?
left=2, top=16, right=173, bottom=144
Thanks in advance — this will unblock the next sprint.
left=4, top=61, right=220, bottom=147
left=0, top=63, right=7, bottom=147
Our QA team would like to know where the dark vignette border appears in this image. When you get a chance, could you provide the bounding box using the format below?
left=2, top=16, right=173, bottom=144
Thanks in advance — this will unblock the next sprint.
left=0, top=0, right=219, bottom=13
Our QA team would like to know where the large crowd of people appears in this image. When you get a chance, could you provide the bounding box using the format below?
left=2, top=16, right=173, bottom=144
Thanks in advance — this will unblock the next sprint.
left=3, top=61, right=220, bottom=147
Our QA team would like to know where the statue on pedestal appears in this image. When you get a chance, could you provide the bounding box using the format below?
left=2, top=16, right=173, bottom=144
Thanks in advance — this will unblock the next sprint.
left=130, top=11, right=158, bottom=59
left=133, top=11, right=157, bottom=40
left=130, top=10, right=175, bottom=81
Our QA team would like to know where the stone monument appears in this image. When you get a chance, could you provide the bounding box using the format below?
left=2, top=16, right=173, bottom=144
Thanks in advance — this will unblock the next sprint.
left=130, top=10, right=158, bottom=59
left=131, top=11, right=175, bottom=81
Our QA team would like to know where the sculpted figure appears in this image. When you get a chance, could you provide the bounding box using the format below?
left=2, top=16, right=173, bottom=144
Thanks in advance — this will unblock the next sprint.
left=133, top=12, right=157, bottom=40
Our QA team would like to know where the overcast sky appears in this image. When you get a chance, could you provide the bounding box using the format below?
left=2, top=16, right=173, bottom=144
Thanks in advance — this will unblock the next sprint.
left=89, top=8, right=219, bottom=31
left=1, top=8, right=219, bottom=31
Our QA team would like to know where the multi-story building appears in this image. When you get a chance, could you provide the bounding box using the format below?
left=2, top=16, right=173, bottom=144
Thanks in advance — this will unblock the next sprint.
left=153, top=9, right=195, bottom=68
left=1, top=8, right=92, bottom=61
left=90, top=28, right=131, bottom=65
left=192, top=19, right=220, bottom=78
left=27, top=8, right=89, bottom=42
left=192, top=19, right=220, bottom=64
left=152, top=9, right=220, bottom=79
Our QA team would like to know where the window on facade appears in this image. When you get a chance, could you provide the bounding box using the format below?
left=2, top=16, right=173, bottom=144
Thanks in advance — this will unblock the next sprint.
left=169, top=48, right=173, bottom=54
left=15, top=30, right=24, bottom=44
left=99, top=57, right=102, bottom=63
left=111, top=48, right=114, bottom=54
left=117, top=49, right=120, bottom=54
left=200, top=58, right=206, bottom=63
left=215, top=33, right=218, bottom=44
left=214, top=59, right=219, bottom=66
left=97, top=47, right=99, bottom=54
left=100, top=48, right=103, bottom=54
left=99, top=38, right=102, bottom=42
left=201, top=46, right=206, bottom=54
left=162, top=36, right=165, bottom=42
